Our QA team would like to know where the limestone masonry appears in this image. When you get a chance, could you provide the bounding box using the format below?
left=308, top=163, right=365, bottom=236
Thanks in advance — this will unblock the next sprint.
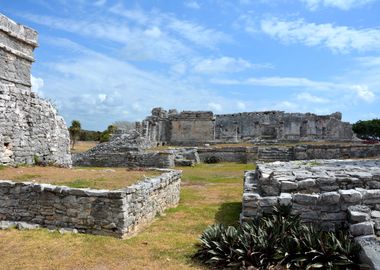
left=136, top=108, right=354, bottom=145
left=0, top=169, right=181, bottom=238
left=241, top=159, right=380, bottom=236
left=240, top=159, right=380, bottom=267
left=0, top=14, right=71, bottom=166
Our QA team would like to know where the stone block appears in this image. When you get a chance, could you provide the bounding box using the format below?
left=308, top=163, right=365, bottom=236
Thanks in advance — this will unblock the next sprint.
left=319, top=192, right=340, bottom=205
left=371, top=211, right=380, bottom=219
left=349, top=211, right=370, bottom=224
left=281, top=181, right=298, bottom=192
left=321, top=212, right=347, bottom=221
left=293, top=194, right=319, bottom=205
left=348, top=205, right=371, bottom=214
left=279, top=193, right=292, bottom=206
left=350, top=222, right=374, bottom=237
left=339, top=189, right=362, bottom=203
left=298, top=179, right=316, bottom=190
left=259, top=196, right=278, bottom=207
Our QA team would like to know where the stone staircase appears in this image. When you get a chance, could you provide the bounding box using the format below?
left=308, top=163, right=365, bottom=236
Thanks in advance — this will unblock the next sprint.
left=258, top=147, right=294, bottom=162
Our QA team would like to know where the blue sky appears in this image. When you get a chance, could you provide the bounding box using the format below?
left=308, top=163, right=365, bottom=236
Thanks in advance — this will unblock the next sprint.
left=1, top=0, right=380, bottom=130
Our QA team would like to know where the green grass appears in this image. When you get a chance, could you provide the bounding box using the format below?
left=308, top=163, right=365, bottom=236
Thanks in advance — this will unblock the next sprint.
left=58, top=178, right=107, bottom=188
left=13, top=174, right=42, bottom=181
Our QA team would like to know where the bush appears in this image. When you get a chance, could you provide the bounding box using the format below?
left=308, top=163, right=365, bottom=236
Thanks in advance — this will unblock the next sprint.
left=204, top=156, right=221, bottom=164
left=194, top=205, right=362, bottom=269
left=352, top=119, right=380, bottom=140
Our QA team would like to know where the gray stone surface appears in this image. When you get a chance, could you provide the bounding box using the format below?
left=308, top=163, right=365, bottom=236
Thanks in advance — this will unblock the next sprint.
left=133, top=108, right=354, bottom=146
left=0, top=13, right=71, bottom=167
left=357, top=236, right=380, bottom=270
left=241, top=159, right=380, bottom=231
left=350, top=222, right=374, bottom=237
left=0, top=169, right=181, bottom=238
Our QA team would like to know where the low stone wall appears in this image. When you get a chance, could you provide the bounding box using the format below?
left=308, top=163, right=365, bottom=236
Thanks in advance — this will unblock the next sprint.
left=73, top=151, right=175, bottom=168
left=197, top=143, right=380, bottom=163
left=198, top=146, right=258, bottom=163
left=293, top=144, right=380, bottom=160
left=241, top=159, right=380, bottom=230
left=0, top=169, right=181, bottom=238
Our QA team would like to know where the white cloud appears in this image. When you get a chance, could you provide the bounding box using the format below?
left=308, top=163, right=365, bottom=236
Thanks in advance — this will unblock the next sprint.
left=296, top=92, right=330, bottom=103
left=237, top=101, right=246, bottom=110
left=300, top=0, right=377, bottom=10
left=109, top=4, right=148, bottom=25
left=167, top=18, right=229, bottom=48
left=31, top=75, right=44, bottom=95
left=34, top=39, right=241, bottom=129
left=94, top=0, right=106, bottom=7
left=98, top=94, right=107, bottom=103
left=23, top=7, right=229, bottom=64
left=193, top=57, right=254, bottom=74
left=350, top=85, right=375, bottom=102
left=144, top=26, right=162, bottom=38
left=211, top=76, right=376, bottom=102
left=275, top=101, right=299, bottom=111
left=208, top=102, right=222, bottom=111
left=260, top=17, right=380, bottom=53
left=185, top=1, right=201, bottom=9
left=170, top=63, right=188, bottom=75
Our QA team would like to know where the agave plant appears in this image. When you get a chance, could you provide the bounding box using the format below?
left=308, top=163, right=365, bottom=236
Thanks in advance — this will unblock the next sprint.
left=193, top=224, right=242, bottom=268
left=194, top=205, right=362, bottom=270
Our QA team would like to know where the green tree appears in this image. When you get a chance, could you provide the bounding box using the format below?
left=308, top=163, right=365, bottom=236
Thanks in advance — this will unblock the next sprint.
left=69, top=120, right=81, bottom=149
left=352, top=119, right=380, bottom=140
left=99, top=125, right=117, bottom=143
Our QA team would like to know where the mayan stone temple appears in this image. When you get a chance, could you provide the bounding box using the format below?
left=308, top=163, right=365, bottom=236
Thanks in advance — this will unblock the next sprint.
left=136, top=108, right=354, bottom=145
left=0, top=14, right=71, bottom=166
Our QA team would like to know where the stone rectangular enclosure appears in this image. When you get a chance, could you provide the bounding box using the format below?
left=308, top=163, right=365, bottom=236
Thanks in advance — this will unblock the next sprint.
left=0, top=170, right=181, bottom=238
left=241, top=159, right=380, bottom=234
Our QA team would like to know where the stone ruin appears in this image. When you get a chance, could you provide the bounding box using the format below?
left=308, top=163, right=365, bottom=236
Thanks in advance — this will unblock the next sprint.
left=241, top=159, right=380, bottom=267
left=0, top=169, right=181, bottom=238
left=0, top=14, right=71, bottom=167
left=73, top=129, right=200, bottom=168
left=73, top=107, right=362, bottom=168
left=136, top=108, right=354, bottom=146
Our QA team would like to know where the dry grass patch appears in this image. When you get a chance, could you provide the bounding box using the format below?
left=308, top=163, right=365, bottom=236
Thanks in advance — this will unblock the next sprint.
left=0, top=162, right=254, bottom=269
left=71, top=141, right=99, bottom=153
left=0, top=166, right=160, bottom=189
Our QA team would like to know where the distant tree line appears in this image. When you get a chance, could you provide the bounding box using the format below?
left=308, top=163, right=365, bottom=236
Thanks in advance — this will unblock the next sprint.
left=352, top=119, right=380, bottom=140
left=69, top=120, right=135, bottom=148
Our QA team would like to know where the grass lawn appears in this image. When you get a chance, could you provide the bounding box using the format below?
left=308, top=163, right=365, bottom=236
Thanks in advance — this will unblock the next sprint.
left=71, top=141, right=99, bottom=153
left=0, top=166, right=160, bottom=190
left=0, top=162, right=254, bottom=270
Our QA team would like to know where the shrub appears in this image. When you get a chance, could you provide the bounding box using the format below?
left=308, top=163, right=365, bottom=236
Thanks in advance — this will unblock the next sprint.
left=204, top=156, right=221, bottom=164
left=352, top=119, right=380, bottom=140
left=194, top=205, right=362, bottom=269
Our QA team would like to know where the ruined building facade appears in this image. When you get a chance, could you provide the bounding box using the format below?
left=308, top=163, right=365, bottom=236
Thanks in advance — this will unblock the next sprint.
left=136, top=108, right=354, bottom=145
left=0, top=14, right=71, bottom=166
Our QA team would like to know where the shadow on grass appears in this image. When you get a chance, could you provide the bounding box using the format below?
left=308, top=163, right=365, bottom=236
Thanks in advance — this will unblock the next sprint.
left=214, top=201, right=242, bottom=226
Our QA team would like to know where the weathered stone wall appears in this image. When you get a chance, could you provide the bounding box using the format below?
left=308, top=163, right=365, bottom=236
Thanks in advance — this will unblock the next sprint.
left=72, top=131, right=175, bottom=168
left=0, top=170, right=181, bottom=238
left=196, top=143, right=380, bottom=163
left=241, top=160, right=380, bottom=232
left=0, top=14, right=71, bottom=166
left=215, top=111, right=353, bottom=142
left=169, top=111, right=214, bottom=145
left=136, top=108, right=353, bottom=146
left=73, top=150, right=175, bottom=168
left=198, top=146, right=258, bottom=163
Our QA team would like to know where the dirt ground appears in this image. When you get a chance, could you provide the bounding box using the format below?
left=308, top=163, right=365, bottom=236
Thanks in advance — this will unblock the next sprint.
left=0, top=166, right=160, bottom=189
